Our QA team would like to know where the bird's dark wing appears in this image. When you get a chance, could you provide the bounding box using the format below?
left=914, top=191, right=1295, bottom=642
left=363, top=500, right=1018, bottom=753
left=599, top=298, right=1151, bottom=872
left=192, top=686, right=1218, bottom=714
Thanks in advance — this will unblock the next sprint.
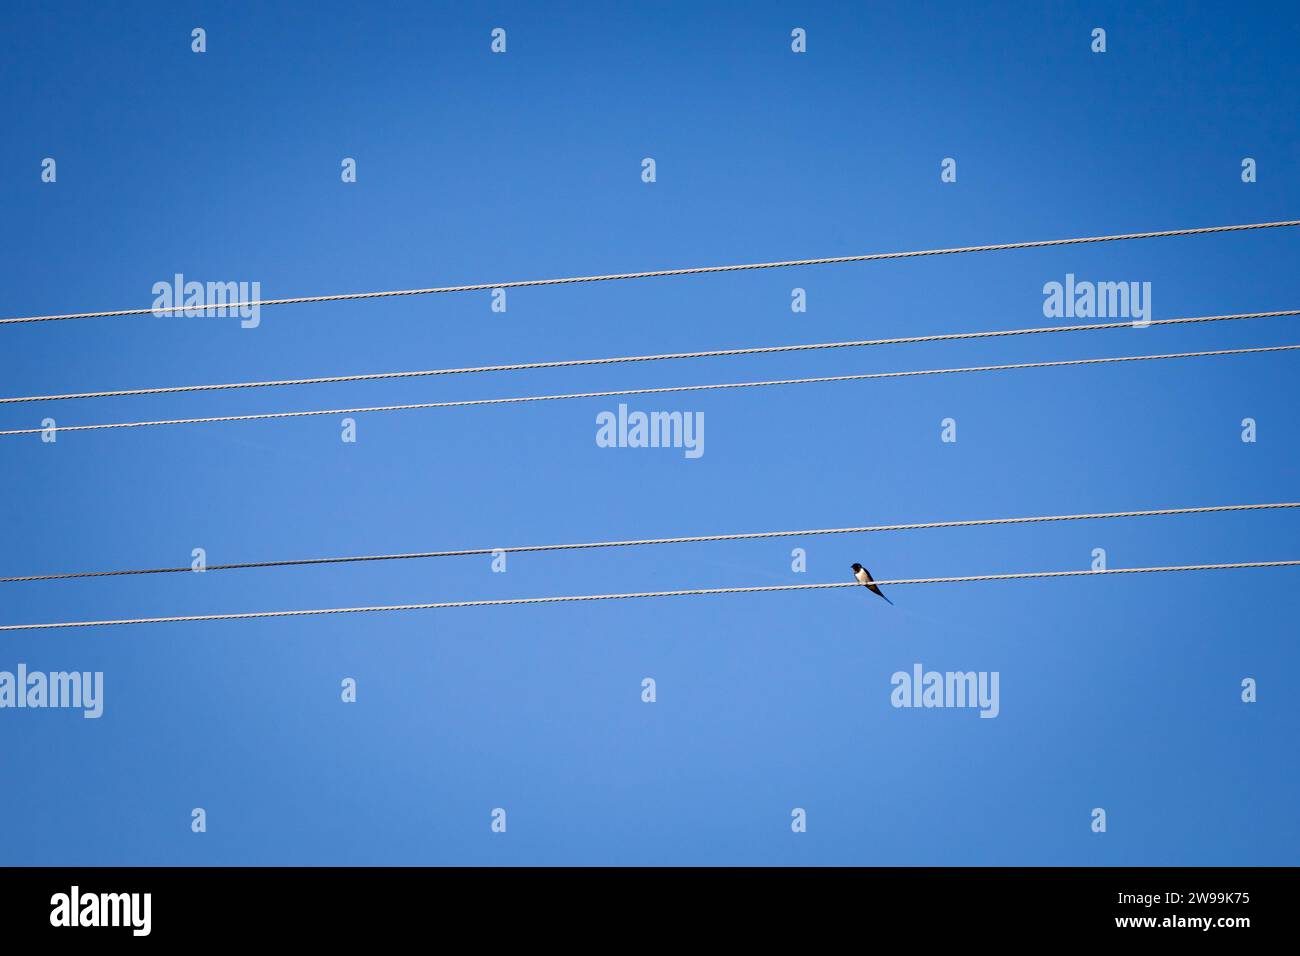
left=862, top=568, right=894, bottom=605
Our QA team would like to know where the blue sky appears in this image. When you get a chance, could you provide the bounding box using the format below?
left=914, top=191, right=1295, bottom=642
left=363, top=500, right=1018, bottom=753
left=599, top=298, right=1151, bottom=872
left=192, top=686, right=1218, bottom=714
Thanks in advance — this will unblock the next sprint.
left=1, top=0, right=1297, bottom=865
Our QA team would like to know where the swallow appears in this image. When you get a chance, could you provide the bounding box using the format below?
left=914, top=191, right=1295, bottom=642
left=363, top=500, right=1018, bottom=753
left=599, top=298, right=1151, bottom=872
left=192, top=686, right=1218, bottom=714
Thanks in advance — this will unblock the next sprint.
left=851, top=563, right=893, bottom=605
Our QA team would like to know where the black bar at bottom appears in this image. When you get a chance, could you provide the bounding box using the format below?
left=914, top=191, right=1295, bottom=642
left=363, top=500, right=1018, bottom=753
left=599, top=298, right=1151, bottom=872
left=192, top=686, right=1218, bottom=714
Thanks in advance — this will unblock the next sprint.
left=0, top=866, right=1281, bottom=941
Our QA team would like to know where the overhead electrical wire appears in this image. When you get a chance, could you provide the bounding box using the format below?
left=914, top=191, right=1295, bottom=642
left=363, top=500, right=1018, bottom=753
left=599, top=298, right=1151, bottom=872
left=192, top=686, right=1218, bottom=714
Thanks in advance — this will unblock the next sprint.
left=3, top=218, right=1297, bottom=325
left=1, top=221, right=1294, bottom=630
left=2, top=502, right=1295, bottom=584
left=3, top=343, right=1296, bottom=437
left=2, top=308, right=1296, bottom=406
left=2, top=560, right=1296, bottom=631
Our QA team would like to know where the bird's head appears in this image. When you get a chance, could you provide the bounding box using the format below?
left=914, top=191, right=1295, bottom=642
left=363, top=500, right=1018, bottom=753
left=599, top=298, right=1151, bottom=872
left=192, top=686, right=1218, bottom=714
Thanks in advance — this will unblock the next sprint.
left=850, top=563, right=864, bottom=572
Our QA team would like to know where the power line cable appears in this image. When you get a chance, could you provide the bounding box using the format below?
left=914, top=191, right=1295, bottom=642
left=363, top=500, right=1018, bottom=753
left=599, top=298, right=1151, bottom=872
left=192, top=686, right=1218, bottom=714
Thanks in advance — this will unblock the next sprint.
left=3, top=343, right=1295, bottom=437
left=3, top=502, right=1294, bottom=584
left=4, top=218, right=1297, bottom=325
left=4, top=308, right=1296, bottom=405
left=3, top=560, right=1296, bottom=631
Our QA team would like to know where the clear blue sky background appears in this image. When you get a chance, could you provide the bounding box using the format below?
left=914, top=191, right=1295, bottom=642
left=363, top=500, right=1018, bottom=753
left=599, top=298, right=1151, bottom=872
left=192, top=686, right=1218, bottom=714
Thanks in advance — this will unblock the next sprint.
left=1, top=1, right=1297, bottom=865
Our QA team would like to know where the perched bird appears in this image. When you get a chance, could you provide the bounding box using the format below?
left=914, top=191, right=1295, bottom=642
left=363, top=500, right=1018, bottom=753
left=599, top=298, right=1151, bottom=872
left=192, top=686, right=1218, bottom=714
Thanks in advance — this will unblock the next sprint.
left=851, top=563, right=894, bottom=605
